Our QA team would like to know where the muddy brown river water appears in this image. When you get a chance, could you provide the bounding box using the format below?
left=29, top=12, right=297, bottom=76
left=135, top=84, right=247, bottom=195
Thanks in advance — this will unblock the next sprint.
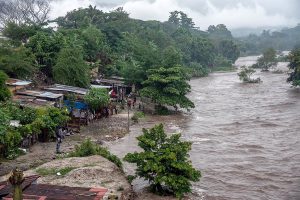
left=108, top=57, right=300, bottom=200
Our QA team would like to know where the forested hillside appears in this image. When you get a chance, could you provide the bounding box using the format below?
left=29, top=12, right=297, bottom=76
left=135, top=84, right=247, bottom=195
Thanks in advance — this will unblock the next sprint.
left=239, top=24, right=300, bottom=55
left=0, top=4, right=240, bottom=88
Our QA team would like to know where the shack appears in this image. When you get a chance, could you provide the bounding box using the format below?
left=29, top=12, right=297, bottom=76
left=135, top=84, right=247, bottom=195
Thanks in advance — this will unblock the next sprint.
left=6, top=78, right=32, bottom=94
left=92, top=77, right=130, bottom=102
left=16, top=90, right=63, bottom=106
left=12, top=95, right=56, bottom=108
left=44, top=84, right=88, bottom=98
left=44, top=84, right=91, bottom=130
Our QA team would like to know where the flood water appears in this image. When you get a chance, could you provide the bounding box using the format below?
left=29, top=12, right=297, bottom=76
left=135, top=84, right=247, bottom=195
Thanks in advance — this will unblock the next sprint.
left=108, top=56, right=300, bottom=200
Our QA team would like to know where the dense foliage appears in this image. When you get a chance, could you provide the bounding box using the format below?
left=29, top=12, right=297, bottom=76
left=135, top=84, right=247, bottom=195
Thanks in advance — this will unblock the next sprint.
left=287, top=48, right=300, bottom=86
left=53, top=47, right=90, bottom=88
left=0, top=70, right=11, bottom=101
left=239, top=24, right=300, bottom=55
left=124, top=124, right=201, bottom=198
left=254, top=48, right=277, bottom=71
left=0, top=103, right=69, bottom=158
left=0, top=6, right=241, bottom=88
left=84, top=88, right=110, bottom=111
left=0, top=46, right=36, bottom=79
left=141, top=67, right=194, bottom=110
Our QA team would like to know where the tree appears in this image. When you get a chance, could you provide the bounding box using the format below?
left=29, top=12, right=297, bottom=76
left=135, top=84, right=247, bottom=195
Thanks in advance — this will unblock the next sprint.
left=217, top=40, right=240, bottom=62
left=0, top=0, right=50, bottom=27
left=81, top=25, right=108, bottom=62
left=207, top=24, right=233, bottom=40
left=187, top=62, right=208, bottom=77
left=168, top=11, right=195, bottom=29
left=2, top=22, right=41, bottom=45
left=0, top=46, right=35, bottom=79
left=162, top=46, right=182, bottom=68
left=26, top=31, right=65, bottom=77
left=53, top=47, right=90, bottom=88
left=120, top=59, right=145, bottom=89
left=124, top=124, right=201, bottom=199
left=287, top=48, right=300, bottom=86
left=189, top=37, right=215, bottom=68
left=213, top=55, right=232, bottom=70
left=237, top=66, right=261, bottom=83
left=257, top=48, right=277, bottom=71
left=84, top=88, right=109, bottom=112
left=141, top=66, right=194, bottom=110
left=0, top=70, right=11, bottom=101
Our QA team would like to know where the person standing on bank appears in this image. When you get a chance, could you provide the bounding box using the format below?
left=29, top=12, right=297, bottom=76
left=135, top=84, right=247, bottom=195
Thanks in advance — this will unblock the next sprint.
left=55, top=126, right=64, bottom=154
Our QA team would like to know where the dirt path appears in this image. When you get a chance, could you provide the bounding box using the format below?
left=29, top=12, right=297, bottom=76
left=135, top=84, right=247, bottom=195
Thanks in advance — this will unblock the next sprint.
left=0, top=113, right=131, bottom=176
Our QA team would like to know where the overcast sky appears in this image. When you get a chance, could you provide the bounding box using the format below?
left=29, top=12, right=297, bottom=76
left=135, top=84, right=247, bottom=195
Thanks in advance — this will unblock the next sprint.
left=50, top=0, right=300, bottom=30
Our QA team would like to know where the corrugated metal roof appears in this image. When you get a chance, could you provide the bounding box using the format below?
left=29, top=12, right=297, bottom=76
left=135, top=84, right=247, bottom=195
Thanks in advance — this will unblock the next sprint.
left=17, top=90, right=63, bottom=99
left=6, top=78, right=32, bottom=86
left=90, top=84, right=112, bottom=89
left=45, top=84, right=88, bottom=95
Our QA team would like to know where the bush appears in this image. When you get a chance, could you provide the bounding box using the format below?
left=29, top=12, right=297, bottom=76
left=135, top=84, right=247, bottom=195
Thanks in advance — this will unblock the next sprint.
left=131, top=111, right=145, bottom=123
left=187, top=62, right=209, bottom=77
left=0, top=70, right=11, bottom=101
left=0, top=106, right=23, bottom=158
left=84, top=88, right=110, bottom=112
left=32, top=107, right=70, bottom=137
left=69, top=139, right=123, bottom=169
left=124, top=124, right=201, bottom=199
left=213, top=55, right=234, bottom=71
left=237, top=66, right=261, bottom=83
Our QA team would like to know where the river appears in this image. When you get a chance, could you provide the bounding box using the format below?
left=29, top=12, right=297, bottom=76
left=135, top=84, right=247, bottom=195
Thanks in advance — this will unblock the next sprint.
left=108, top=56, right=300, bottom=200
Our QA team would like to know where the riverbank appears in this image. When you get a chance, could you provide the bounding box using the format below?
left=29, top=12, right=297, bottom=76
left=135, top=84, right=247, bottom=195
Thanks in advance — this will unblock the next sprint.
left=0, top=114, right=130, bottom=176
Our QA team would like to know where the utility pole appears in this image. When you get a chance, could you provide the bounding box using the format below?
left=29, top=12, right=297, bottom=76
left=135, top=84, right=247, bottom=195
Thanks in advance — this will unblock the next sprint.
left=127, top=102, right=130, bottom=132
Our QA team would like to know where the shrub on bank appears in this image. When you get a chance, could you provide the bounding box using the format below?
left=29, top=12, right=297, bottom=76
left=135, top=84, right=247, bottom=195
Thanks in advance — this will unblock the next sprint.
left=69, top=139, right=123, bottom=169
left=131, top=111, right=145, bottom=123
left=124, top=124, right=201, bottom=199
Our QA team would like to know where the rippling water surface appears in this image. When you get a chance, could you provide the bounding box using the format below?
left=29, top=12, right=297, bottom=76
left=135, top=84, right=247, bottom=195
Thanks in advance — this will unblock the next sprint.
left=108, top=57, right=300, bottom=200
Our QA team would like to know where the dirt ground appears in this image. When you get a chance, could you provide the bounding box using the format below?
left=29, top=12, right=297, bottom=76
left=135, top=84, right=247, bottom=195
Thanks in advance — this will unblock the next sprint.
left=0, top=113, right=132, bottom=177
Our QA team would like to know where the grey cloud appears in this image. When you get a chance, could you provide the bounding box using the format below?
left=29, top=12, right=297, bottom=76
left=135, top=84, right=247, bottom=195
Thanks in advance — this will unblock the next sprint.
left=50, top=0, right=300, bottom=29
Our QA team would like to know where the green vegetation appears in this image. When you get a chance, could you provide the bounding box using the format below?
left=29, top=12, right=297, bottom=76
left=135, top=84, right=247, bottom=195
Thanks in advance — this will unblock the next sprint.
left=254, top=48, right=277, bottom=71
left=0, top=70, right=11, bottom=101
left=0, top=6, right=241, bottom=88
left=141, top=67, right=194, bottom=110
left=212, top=55, right=235, bottom=72
left=0, top=103, right=69, bottom=158
left=131, top=111, right=145, bottom=123
left=239, top=25, right=300, bottom=55
left=238, top=66, right=261, bottom=83
left=84, top=88, right=110, bottom=112
left=124, top=124, right=201, bottom=199
left=32, top=107, right=70, bottom=137
left=36, top=166, right=76, bottom=176
left=69, top=139, right=123, bottom=169
left=53, top=47, right=90, bottom=88
left=0, top=47, right=36, bottom=79
left=287, top=48, right=300, bottom=86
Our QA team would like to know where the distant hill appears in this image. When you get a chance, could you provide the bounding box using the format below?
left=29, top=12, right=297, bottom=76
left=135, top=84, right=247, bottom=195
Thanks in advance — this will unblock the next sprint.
left=231, top=26, right=285, bottom=38
left=236, top=24, right=300, bottom=55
